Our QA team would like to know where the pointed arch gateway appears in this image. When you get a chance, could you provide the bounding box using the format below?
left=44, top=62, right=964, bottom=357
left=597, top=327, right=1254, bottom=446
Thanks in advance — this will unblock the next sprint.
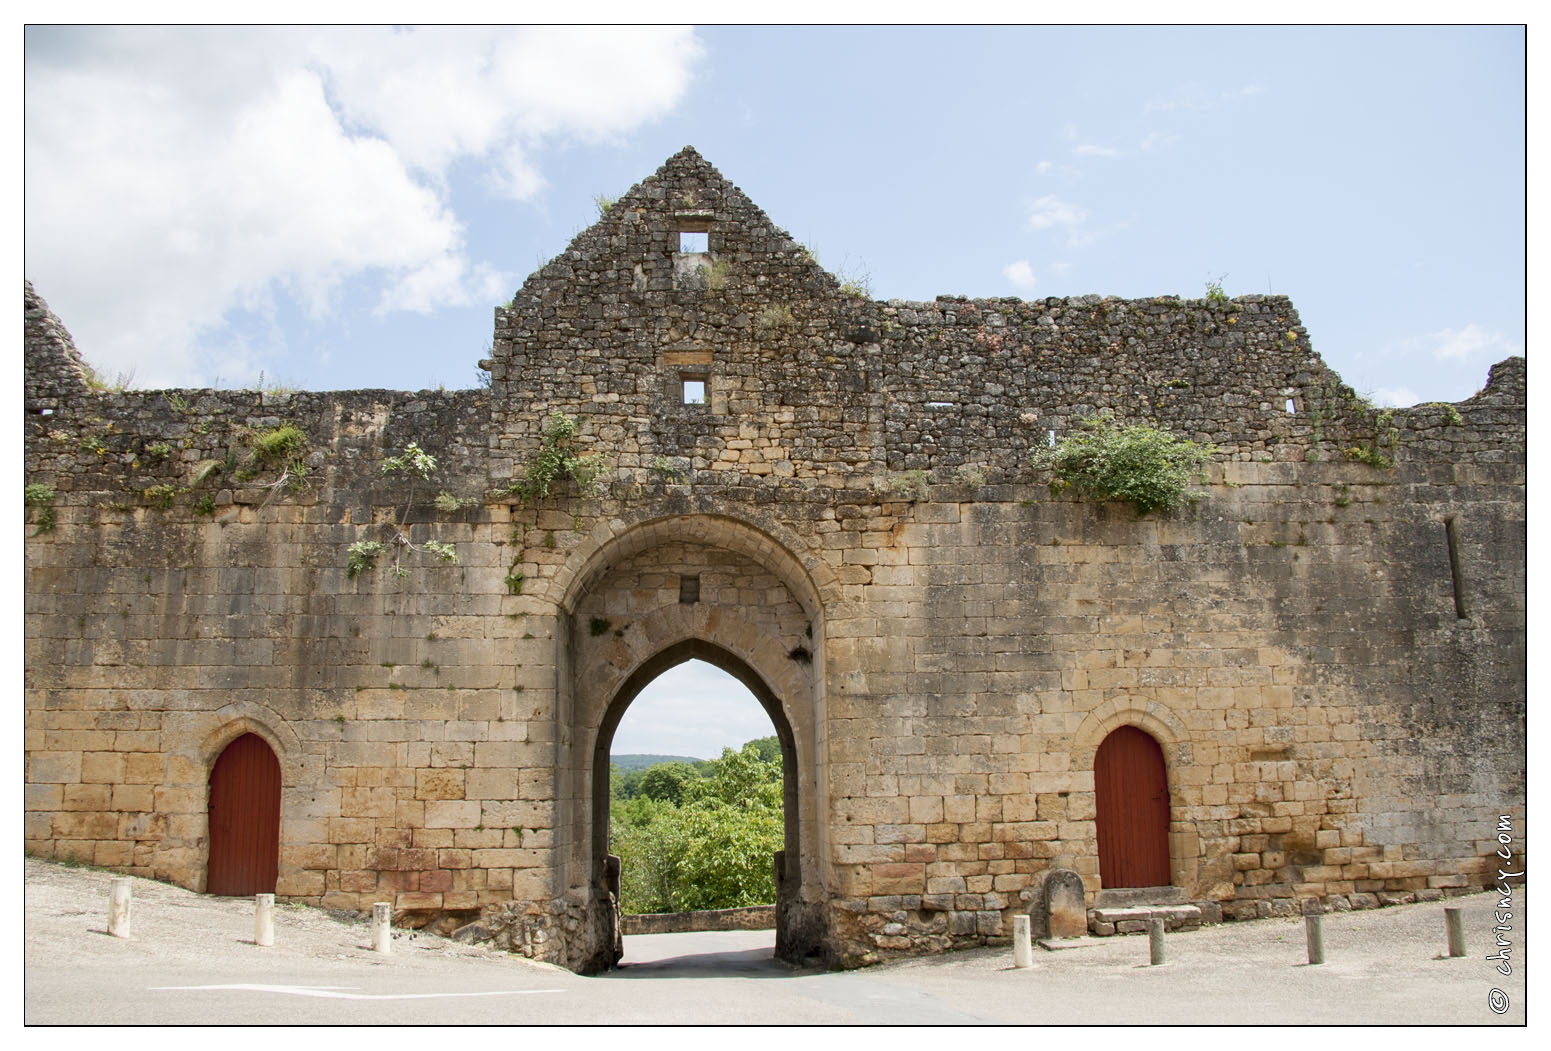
left=593, top=640, right=805, bottom=942
left=557, top=512, right=831, bottom=972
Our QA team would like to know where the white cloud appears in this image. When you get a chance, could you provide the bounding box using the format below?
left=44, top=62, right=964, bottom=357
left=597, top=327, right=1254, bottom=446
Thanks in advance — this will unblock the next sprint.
left=1429, top=323, right=1518, bottom=361
left=1139, top=131, right=1181, bottom=151
left=1373, top=387, right=1419, bottom=408
left=613, top=661, right=776, bottom=759
left=24, top=26, right=705, bottom=386
left=1073, top=143, right=1121, bottom=158
left=1002, top=260, right=1037, bottom=290
left=1036, top=160, right=1053, bottom=175
left=1049, top=261, right=1072, bottom=275
left=1026, top=195, right=1088, bottom=231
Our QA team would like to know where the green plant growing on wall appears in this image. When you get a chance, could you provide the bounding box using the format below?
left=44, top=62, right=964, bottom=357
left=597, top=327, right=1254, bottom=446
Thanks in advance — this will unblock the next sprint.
left=434, top=491, right=475, bottom=513
left=1032, top=414, right=1212, bottom=515
left=593, top=193, right=617, bottom=217
left=349, top=442, right=462, bottom=580
left=754, top=304, right=795, bottom=335
left=24, top=483, right=57, bottom=534
left=703, top=259, right=732, bottom=291
left=144, top=440, right=173, bottom=462
left=505, top=566, right=526, bottom=595
left=876, top=469, right=930, bottom=501
left=142, top=483, right=180, bottom=509
left=237, top=423, right=310, bottom=502
left=1204, top=275, right=1229, bottom=304
left=509, top=413, right=607, bottom=506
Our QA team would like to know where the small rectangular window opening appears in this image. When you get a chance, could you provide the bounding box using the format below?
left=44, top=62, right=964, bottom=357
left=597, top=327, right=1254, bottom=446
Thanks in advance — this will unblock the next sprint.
left=1048, top=429, right=1057, bottom=446
left=1445, top=517, right=1469, bottom=619
left=679, top=575, right=700, bottom=605
left=682, top=377, right=707, bottom=405
left=1285, top=397, right=1297, bottom=414
left=678, top=230, right=708, bottom=254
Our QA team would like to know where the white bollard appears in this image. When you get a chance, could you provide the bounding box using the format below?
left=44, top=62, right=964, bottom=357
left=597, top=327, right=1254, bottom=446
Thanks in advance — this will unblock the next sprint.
left=108, top=877, right=132, bottom=939
left=372, top=902, right=392, bottom=954
left=1013, top=914, right=1034, bottom=968
left=1149, top=917, right=1166, bottom=965
left=254, top=893, right=275, bottom=947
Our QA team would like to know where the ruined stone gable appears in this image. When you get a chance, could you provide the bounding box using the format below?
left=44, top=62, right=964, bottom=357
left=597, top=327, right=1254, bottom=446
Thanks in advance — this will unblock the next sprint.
left=24, top=147, right=1526, bottom=972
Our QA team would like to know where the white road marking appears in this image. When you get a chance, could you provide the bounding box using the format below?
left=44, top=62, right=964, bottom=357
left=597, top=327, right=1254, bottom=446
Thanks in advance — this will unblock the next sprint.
left=151, top=983, right=563, bottom=1001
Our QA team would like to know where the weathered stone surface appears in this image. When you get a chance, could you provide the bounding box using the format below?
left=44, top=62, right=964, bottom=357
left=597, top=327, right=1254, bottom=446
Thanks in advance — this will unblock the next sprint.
left=21, top=148, right=1526, bottom=973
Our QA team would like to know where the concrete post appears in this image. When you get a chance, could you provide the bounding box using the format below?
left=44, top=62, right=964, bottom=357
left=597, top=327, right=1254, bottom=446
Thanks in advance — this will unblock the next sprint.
left=1445, top=906, right=1466, bottom=957
left=1012, top=914, right=1034, bottom=968
left=1305, top=913, right=1325, bottom=965
left=108, top=877, right=132, bottom=939
left=1148, top=917, right=1165, bottom=965
left=372, top=902, right=392, bottom=954
left=254, top=893, right=275, bottom=947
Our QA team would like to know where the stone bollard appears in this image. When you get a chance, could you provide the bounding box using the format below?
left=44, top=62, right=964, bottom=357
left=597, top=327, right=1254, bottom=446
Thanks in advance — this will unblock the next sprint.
left=254, top=893, right=275, bottom=947
left=1013, top=914, right=1034, bottom=968
left=1305, top=913, right=1325, bottom=965
left=1445, top=906, right=1466, bottom=957
left=371, top=902, right=392, bottom=954
left=1148, top=917, right=1165, bottom=966
left=108, top=877, right=132, bottom=939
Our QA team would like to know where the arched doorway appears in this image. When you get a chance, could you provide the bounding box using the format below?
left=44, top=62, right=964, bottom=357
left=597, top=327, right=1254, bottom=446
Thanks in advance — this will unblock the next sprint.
left=207, top=732, right=281, bottom=896
left=590, top=640, right=809, bottom=966
left=1093, top=725, right=1171, bottom=889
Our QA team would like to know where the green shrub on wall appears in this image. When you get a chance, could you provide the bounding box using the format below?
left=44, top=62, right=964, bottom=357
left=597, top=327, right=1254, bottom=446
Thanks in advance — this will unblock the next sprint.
left=1033, top=415, right=1211, bottom=515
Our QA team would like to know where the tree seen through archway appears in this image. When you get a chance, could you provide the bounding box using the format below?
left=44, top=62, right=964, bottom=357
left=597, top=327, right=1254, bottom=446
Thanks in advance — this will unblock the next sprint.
left=608, top=659, right=784, bottom=914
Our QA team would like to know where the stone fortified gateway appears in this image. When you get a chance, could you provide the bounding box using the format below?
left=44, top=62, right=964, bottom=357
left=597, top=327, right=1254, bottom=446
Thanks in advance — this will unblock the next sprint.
left=24, top=148, right=1525, bottom=972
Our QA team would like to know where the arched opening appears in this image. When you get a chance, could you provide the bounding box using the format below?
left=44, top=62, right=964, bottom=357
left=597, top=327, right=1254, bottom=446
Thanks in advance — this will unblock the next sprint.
left=207, top=732, right=281, bottom=896
left=1093, top=725, right=1172, bottom=890
left=607, top=658, right=784, bottom=966
left=590, top=640, right=808, bottom=968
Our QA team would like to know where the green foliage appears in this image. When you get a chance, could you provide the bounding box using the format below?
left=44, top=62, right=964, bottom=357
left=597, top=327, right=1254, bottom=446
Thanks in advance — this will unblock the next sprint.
left=142, top=483, right=179, bottom=509
left=878, top=469, right=930, bottom=501
left=510, top=413, right=606, bottom=505
left=703, top=259, right=732, bottom=291
left=1033, top=415, right=1211, bottom=515
left=24, top=483, right=57, bottom=534
left=347, top=540, right=384, bottom=578
left=1344, top=445, right=1393, bottom=470
left=144, top=440, right=173, bottom=462
left=610, top=743, right=784, bottom=915
left=589, top=616, right=612, bottom=637
left=242, top=423, right=309, bottom=496
left=434, top=491, right=473, bottom=513
left=593, top=193, right=617, bottom=217
left=754, top=304, right=794, bottom=335
left=504, top=566, right=525, bottom=595
left=1204, top=273, right=1229, bottom=303
left=193, top=494, right=217, bottom=517
left=382, top=441, right=437, bottom=481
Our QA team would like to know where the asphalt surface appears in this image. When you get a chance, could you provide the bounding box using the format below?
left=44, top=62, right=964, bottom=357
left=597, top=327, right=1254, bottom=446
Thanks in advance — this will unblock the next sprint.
left=22, top=857, right=1526, bottom=1026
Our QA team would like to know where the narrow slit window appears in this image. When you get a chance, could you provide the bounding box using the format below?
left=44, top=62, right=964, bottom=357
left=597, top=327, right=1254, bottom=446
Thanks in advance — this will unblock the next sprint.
left=682, top=377, right=707, bottom=405
left=1286, top=398, right=1297, bottom=414
left=1445, top=518, right=1469, bottom=619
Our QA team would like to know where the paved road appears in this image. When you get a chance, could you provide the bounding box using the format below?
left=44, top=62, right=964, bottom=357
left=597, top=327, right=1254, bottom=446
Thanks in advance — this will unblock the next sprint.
left=23, top=858, right=1526, bottom=1025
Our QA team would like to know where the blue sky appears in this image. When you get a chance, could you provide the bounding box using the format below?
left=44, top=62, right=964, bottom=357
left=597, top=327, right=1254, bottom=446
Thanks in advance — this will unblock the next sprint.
left=21, top=25, right=1528, bottom=758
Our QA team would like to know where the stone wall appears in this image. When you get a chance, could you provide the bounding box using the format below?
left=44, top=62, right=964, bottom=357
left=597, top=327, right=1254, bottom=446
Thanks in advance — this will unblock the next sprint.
left=23, top=148, right=1526, bottom=971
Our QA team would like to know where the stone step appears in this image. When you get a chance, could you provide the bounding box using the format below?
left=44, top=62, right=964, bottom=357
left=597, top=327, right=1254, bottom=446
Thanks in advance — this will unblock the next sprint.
left=1094, top=885, right=1189, bottom=908
left=1087, top=903, right=1202, bottom=936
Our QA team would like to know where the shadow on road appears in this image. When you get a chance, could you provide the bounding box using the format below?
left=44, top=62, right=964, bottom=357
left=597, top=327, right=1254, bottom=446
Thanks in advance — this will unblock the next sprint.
left=598, top=929, right=802, bottom=979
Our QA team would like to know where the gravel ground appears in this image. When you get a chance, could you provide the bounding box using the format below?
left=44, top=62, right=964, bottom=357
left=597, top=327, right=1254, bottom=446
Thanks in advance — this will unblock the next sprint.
left=22, top=857, right=1528, bottom=1026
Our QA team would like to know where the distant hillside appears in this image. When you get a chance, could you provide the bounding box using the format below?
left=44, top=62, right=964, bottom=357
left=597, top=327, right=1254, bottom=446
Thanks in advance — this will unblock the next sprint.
left=611, top=753, right=704, bottom=773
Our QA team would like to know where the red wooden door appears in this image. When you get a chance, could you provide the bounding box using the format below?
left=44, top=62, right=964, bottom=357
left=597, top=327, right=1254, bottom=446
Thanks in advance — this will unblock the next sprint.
left=1094, top=726, right=1171, bottom=889
left=207, top=733, right=280, bottom=896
